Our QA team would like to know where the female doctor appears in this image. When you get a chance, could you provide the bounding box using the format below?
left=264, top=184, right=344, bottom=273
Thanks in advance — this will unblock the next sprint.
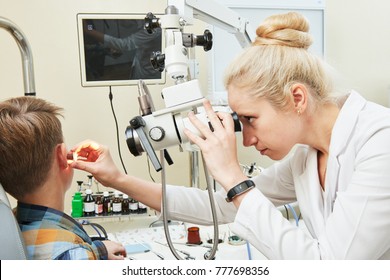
left=71, top=12, right=390, bottom=259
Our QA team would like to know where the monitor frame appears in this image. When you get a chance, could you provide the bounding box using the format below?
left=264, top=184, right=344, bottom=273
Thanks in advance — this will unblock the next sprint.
left=77, top=13, right=165, bottom=87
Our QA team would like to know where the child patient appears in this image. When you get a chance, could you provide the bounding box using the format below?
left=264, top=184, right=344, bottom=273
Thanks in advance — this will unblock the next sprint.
left=0, top=96, right=126, bottom=260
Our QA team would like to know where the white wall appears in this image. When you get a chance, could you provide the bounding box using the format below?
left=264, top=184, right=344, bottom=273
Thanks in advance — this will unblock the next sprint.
left=0, top=0, right=205, bottom=213
left=1, top=0, right=390, bottom=213
left=325, top=0, right=390, bottom=106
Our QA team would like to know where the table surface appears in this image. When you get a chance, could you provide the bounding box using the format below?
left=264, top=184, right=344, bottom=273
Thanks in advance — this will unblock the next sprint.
left=81, top=214, right=268, bottom=260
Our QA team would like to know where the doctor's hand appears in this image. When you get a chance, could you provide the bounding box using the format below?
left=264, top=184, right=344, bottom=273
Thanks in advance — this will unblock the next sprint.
left=69, top=140, right=125, bottom=189
left=184, top=100, right=247, bottom=191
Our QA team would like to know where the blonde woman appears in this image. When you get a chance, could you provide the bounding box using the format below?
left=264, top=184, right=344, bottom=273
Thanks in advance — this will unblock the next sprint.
left=71, top=12, right=390, bottom=259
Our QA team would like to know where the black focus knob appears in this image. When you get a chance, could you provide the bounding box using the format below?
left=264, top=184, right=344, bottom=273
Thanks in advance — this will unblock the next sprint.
left=150, top=51, right=165, bottom=72
left=196, top=29, right=213, bottom=51
left=130, top=116, right=145, bottom=129
left=144, top=12, right=160, bottom=34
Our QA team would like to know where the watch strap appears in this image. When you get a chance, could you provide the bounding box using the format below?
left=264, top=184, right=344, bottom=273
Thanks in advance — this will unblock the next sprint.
left=226, top=180, right=255, bottom=202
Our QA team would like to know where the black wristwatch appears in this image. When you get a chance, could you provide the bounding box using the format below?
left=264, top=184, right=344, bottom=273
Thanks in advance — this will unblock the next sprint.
left=225, top=180, right=255, bottom=202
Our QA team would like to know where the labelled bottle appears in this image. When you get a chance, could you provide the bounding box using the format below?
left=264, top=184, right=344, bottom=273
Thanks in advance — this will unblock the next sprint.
left=122, top=194, right=130, bottom=215
left=94, top=195, right=103, bottom=216
left=102, top=191, right=111, bottom=216
left=84, top=189, right=95, bottom=217
left=138, top=201, right=147, bottom=214
left=112, top=191, right=122, bottom=215
left=71, top=192, right=83, bottom=218
left=129, top=198, right=139, bottom=214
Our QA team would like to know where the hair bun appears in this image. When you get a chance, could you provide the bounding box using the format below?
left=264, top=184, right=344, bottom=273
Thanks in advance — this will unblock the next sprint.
left=253, top=12, right=313, bottom=49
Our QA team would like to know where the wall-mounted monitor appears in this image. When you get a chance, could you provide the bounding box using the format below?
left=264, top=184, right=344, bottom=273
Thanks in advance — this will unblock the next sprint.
left=77, top=13, right=165, bottom=87
left=208, top=0, right=325, bottom=104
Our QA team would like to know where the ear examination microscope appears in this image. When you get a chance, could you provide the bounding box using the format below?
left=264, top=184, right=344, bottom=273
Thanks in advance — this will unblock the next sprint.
left=0, top=17, right=35, bottom=96
left=125, top=0, right=254, bottom=260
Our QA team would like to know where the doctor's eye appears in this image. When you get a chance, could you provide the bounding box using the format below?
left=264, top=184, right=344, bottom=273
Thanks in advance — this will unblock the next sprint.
left=242, top=116, right=254, bottom=123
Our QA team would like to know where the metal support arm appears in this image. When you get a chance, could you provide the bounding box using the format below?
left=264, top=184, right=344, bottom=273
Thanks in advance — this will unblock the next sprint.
left=168, top=0, right=255, bottom=47
left=0, top=17, right=35, bottom=96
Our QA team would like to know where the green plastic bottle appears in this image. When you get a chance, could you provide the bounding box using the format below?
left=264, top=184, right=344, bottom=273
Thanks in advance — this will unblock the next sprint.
left=71, top=192, right=83, bottom=218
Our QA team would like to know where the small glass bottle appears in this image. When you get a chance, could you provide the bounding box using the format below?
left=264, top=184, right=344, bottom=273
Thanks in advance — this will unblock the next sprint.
left=102, top=191, right=111, bottom=216
left=129, top=198, right=139, bottom=214
left=121, top=194, right=130, bottom=215
left=112, top=191, right=122, bottom=215
left=83, top=189, right=95, bottom=217
left=71, top=192, right=83, bottom=218
left=76, top=181, right=83, bottom=192
left=138, top=201, right=147, bottom=214
left=94, top=195, right=103, bottom=216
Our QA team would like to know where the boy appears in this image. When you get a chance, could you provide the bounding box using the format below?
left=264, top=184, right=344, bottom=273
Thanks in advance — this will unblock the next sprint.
left=0, top=97, right=126, bottom=260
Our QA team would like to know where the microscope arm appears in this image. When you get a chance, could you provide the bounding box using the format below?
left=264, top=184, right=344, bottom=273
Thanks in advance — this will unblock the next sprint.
left=168, top=0, right=255, bottom=47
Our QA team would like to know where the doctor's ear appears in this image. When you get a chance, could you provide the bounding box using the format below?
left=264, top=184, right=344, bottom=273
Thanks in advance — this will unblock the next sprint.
left=290, top=83, right=308, bottom=115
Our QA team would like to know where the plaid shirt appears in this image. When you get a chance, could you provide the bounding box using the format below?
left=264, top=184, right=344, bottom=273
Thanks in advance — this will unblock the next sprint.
left=16, top=202, right=108, bottom=260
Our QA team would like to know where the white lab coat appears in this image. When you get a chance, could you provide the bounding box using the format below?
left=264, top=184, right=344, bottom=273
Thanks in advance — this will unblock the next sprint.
left=164, top=91, right=390, bottom=259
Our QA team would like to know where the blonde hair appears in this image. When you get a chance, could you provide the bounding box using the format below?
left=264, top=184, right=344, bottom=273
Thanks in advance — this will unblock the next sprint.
left=0, top=97, right=64, bottom=199
left=224, top=12, right=335, bottom=111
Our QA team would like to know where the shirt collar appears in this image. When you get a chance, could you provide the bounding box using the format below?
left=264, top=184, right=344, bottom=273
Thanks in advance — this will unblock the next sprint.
left=329, top=91, right=366, bottom=156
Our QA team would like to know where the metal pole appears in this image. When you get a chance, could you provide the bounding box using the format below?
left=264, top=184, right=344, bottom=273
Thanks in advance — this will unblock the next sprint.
left=0, top=17, right=36, bottom=96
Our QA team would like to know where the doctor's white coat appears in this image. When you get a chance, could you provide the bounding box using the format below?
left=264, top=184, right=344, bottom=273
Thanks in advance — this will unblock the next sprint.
left=164, top=91, right=390, bottom=259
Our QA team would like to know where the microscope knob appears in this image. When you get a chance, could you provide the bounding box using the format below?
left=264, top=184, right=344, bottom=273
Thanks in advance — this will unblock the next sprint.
left=197, top=29, right=213, bottom=52
left=149, top=126, right=165, bottom=142
left=150, top=51, right=165, bottom=72
left=144, top=12, right=160, bottom=34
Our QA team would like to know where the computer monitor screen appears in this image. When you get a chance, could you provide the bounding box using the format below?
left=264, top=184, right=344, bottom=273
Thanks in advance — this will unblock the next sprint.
left=77, top=13, right=165, bottom=87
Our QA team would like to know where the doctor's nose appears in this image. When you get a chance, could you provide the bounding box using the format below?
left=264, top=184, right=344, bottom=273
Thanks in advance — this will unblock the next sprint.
left=242, top=127, right=257, bottom=147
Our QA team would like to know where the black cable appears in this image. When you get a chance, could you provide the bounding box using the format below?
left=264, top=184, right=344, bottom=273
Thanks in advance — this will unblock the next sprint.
left=81, top=220, right=101, bottom=239
left=146, top=156, right=155, bottom=182
left=81, top=220, right=108, bottom=241
left=283, top=204, right=289, bottom=220
left=89, top=222, right=108, bottom=240
left=108, top=86, right=128, bottom=174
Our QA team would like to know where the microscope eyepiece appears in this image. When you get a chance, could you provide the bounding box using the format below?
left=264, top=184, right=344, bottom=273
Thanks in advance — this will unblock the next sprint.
left=125, top=111, right=241, bottom=159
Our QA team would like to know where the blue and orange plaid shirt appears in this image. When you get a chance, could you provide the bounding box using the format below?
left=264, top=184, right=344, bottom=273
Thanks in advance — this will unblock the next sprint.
left=16, top=202, right=108, bottom=260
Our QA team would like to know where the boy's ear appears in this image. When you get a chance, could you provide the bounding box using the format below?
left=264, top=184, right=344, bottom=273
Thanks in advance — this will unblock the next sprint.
left=56, top=143, right=68, bottom=169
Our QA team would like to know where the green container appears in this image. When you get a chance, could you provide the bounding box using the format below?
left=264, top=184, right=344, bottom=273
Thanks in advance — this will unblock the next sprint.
left=71, top=192, right=84, bottom=218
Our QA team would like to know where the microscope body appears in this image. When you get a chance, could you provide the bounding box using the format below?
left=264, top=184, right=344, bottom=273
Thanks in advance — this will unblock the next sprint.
left=126, top=0, right=252, bottom=170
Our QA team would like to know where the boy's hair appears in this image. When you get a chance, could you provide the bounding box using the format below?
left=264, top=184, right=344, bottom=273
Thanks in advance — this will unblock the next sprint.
left=0, top=97, right=64, bottom=199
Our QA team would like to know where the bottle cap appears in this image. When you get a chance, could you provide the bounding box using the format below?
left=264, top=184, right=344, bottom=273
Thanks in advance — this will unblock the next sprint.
left=123, top=194, right=129, bottom=199
left=114, top=190, right=120, bottom=197
left=103, top=191, right=109, bottom=197
left=86, top=189, right=92, bottom=194
left=74, top=192, right=82, bottom=198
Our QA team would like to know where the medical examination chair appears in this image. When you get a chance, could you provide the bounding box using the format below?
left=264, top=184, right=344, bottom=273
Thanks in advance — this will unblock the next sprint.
left=0, top=184, right=27, bottom=259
